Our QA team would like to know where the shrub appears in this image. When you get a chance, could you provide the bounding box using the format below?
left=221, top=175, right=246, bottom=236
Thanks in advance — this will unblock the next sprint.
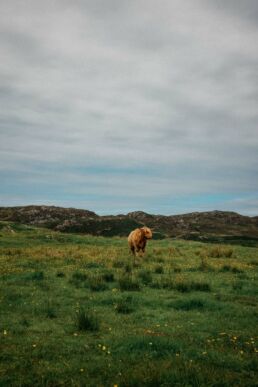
left=209, top=246, right=233, bottom=258
left=113, top=260, right=125, bottom=268
left=199, top=252, right=210, bottom=271
left=138, top=269, right=152, bottom=285
left=175, top=280, right=211, bottom=293
left=72, top=271, right=88, bottom=281
left=115, top=296, right=134, bottom=314
left=102, top=271, right=115, bottom=282
left=153, top=248, right=163, bottom=256
left=56, top=271, right=65, bottom=278
left=154, top=265, right=164, bottom=274
left=89, top=276, right=108, bottom=291
left=151, top=277, right=211, bottom=293
left=249, top=260, right=258, bottom=266
left=232, top=281, right=243, bottom=291
left=27, top=271, right=44, bottom=281
left=190, top=281, right=211, bottom=292
left=173, top=267, right=182, bottom=273
left=124, top=263, right=133, bottom=273
left=20, top=318, right=30, bottom=327
left=156, top=257, right=165, bottom=263
left=171, top=298, right=206, bottom=310
left=221, top=264, right=231, bottom=272
left=223, top=247, right=234, bottom=258
left=44, top=300, right=57, bottom=319
left=168, top=247, right=176, bottom=256
left=133, top=260, right=141, bottom=268
left=76, top=309, right=99, bottom=331
left=84, top=262, right=103, bottom=269
left=221, top=265, right=243, bottom=273
left=175, top=281, right=191, bottom=293
left=237, top=272, right=248, bottom=279
left=160, top=277, right=175, bottom=290
left=118, top=275, right=140, bottom=291
left=150, top=280, right=163, bottom=289
left=70, top=271, right=88, bottom=287
left=231, top=266, right=243, bottom=274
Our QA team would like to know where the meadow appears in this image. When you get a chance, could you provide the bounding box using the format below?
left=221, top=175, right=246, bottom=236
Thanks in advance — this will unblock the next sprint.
left=0, top=222, right=257, bottom=386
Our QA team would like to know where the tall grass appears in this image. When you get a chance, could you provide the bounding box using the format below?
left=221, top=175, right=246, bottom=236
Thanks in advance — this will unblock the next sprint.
left=76, top=309, right=99, bottom=331
left=209, top=245, right=234, bottom=258
left=118, top=275, right=141, bottom=291
left=0, top=224, right=257, bottom=387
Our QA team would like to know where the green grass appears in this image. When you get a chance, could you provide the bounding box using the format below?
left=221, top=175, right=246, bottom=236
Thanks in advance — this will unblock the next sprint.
left=0, top=221, right=257, bottom=386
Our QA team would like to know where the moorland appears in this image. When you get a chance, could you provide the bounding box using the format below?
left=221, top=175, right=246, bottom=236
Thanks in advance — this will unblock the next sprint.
left=0, top=221, right=257, bottom=386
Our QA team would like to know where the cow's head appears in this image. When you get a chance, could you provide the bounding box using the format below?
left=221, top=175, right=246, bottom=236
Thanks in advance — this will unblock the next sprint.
left=141, top=226, right=152, bottom=239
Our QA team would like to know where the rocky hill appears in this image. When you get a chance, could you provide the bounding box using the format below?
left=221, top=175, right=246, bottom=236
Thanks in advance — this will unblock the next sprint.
left=127, top=210, right=258, bottom=243
left=0, top=206, right=141, bottom=237
left=0, top=205, right=258, bottom=244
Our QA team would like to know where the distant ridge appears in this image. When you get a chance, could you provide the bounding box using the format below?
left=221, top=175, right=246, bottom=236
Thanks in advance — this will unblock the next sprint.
left=0, top=205, right=258, bottom=243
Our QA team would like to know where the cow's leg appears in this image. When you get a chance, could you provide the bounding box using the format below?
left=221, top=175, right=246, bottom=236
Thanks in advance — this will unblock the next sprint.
left=130, top=245, right=135, bottom=256
left=137, top=249, right=144, bottom=257
left=139, top=241, right=146, bottom=257
left=135, top=247, right=141, bottom=257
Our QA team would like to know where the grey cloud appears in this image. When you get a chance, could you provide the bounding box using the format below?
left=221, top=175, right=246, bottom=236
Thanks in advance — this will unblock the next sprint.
left=205, top=0, right=258, bottom=25
left=0, top=0, right=257, bottom=214
left=0, top=28, right=46, bottom=66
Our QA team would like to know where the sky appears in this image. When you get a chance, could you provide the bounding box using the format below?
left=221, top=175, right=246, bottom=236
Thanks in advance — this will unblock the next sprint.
left=0, top=0, right=258, bottom=216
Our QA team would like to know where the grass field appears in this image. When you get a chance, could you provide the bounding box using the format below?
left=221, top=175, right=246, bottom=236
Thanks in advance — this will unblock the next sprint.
left=0, top=222, right=257, bottom=386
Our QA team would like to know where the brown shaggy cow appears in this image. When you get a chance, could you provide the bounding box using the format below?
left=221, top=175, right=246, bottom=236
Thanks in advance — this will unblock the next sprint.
left=128, top=226, right=152, bottom=256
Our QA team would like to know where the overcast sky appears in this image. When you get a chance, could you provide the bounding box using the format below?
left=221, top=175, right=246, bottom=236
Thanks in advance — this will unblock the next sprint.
left=0, top=0, right=258, bottom=215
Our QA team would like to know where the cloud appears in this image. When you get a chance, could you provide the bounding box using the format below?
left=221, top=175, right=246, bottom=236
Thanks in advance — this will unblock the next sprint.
left=0, top=0, right=257, bottom=214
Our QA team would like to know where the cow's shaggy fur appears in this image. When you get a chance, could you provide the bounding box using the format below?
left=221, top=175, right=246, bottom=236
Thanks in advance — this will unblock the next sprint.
left=128, top=227, right=152, bottom=256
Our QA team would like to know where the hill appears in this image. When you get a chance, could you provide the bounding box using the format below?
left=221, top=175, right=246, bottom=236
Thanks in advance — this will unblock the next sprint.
left=0, top=205, right=258, bottom=244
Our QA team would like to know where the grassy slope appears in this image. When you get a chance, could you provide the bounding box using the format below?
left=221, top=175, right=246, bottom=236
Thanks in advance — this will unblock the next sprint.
left=0, top=221, right=257, bottom=386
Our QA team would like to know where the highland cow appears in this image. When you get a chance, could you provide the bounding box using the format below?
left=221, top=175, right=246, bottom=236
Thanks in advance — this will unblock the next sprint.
left=128, top=226, right=152, bottom=256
